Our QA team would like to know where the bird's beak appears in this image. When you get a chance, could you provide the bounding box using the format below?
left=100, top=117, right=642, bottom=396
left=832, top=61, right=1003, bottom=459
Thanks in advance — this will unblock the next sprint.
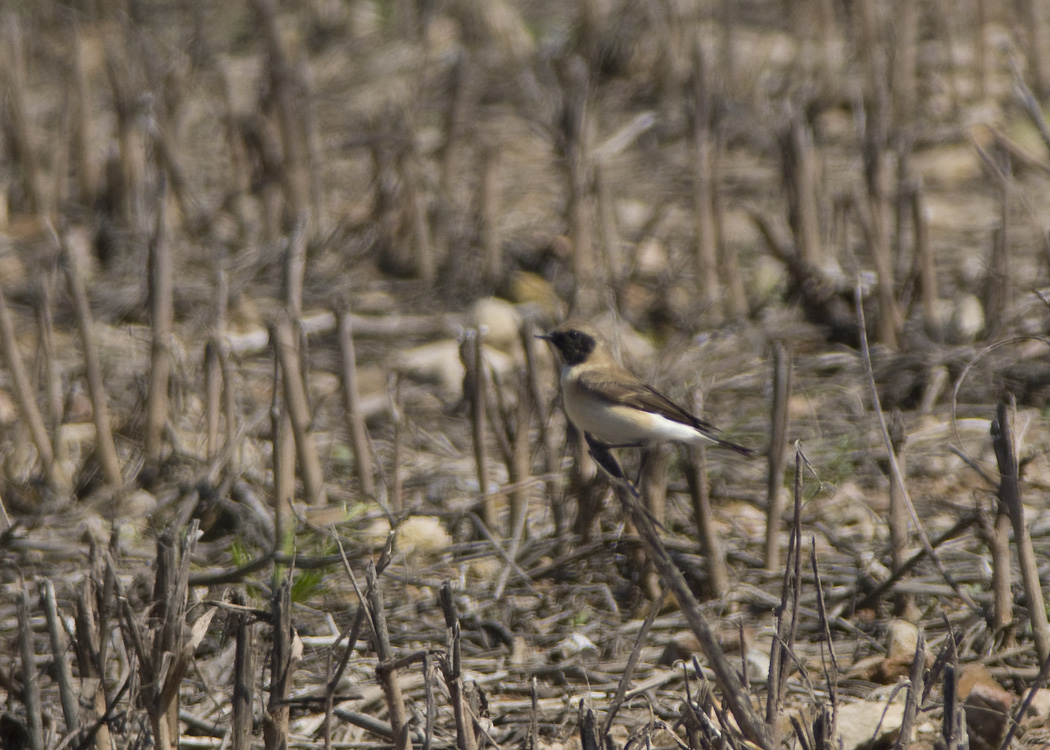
left=535, top=333, right=551, bottom=341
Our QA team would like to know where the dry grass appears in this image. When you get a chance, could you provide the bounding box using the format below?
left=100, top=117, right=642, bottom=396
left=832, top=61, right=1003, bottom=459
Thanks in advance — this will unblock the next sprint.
left=2, top=1, right=1050, bottom=748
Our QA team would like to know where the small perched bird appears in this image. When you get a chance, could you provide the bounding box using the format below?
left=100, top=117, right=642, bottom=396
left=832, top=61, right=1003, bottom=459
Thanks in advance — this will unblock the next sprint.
left=538, top=322, right=753, bottom=462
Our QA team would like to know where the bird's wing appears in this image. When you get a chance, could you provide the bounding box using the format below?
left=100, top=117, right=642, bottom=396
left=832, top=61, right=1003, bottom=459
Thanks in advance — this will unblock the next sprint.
left=576, top=367, right=717, bottom=431
left=576, top=367, right=754, bottom=456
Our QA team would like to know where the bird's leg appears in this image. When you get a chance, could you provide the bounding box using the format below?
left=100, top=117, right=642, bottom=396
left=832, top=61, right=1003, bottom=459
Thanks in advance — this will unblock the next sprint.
left=634, top=448, right=650, bottom=487
left=585, top=434, right=639, bottom=498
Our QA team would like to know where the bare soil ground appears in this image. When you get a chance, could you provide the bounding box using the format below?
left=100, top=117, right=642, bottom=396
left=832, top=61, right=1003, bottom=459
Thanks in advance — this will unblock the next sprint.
left=3, top=1, right=1050, bottom=749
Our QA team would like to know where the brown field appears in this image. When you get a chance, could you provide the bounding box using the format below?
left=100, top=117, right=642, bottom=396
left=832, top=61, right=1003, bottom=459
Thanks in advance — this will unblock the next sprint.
left=2, top=1, right=1050, bottom=748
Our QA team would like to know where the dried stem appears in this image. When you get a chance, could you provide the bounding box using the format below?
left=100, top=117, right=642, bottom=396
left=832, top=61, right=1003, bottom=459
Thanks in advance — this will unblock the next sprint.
left=264, top=575, right=300, bottom=750
left=74, top=581, right=111, bottom=750
left=892, top=0, right=918, bottom=125
left=683, top=440, right=727, bottom=598
left=461, top=330, right=498, bottom=531
left=887, top=409, right=914, bottom=617
left=560, top=56, right=596, bottom=312
left=0, top=281, right=55, bottom=486
left=41, top=579, right=79, bottom=735
left=764, top=342, right=792, bottom=571
left=991, top=401, right=1050, bottom=663
left=3, top=16, right=46, bottom=215
left=856, top=281, right=974, bottom=608
left=439, top=583, right=478, bottom=750
left=989, top=497, right=1014, bottom=638
left=893, top=628, right=925, bottom=750
left=766, top=448, right=804, bottom=746
left=909, top=185, right=939, bottom=337
left=779, top=108, right=822, bottom=266
left=480, top=142, right=502, bottom=287
left=231, top=590, right=255, bottom=750
left=271, top=355, right=296, bottom=557
left=689, top=38, right=720, bottom=309
left=370, top=563, right=414, bottom=750
left=144, top=184, right=173, bottom=463
left=205, top=339, right=223, bottom=460
left=400, top=146, right=435, bottom=284
left=273, top=316, right=326, bottom=505
left=440, top=50, right=471, bottom=196
left=1020, top=0, right=1050, bottom=97
left=60, top=231, right=123, bottom=487
left=253, top=0, right=310, bottom=222
left=604, top=471, right=773, bottom=749
left=19, top=586, right=43, bottom=750
left=336, top=309, right=376, bottom=497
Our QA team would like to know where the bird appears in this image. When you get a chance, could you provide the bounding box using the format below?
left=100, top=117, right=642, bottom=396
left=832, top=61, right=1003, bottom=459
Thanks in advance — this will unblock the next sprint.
left=538, top=322, right=753, bottom=475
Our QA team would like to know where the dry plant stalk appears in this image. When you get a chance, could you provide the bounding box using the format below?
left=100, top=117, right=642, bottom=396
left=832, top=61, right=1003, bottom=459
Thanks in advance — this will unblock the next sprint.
left=117, top=524, right=203, bottom=750
left=1020, top=0, right=1050, bottom=97
left=3, top=15, right=45, bottom=215
left=689, top=38, right=720, bottom=308
left=892, top=0, right=918, bottom=124
left=856, top=281, right=975, bottom=608
left=439, top=583, right=478, bottom=750
left=893, top=627, right=925, bottom=750
left=909, top=186, right=939, bottom=336
left=231, top=591, right=255, bottom=750
left=683, top=441, right=727, bottom=598
left=19, top=586, right=43, bottom=750
left=70, top=29, right=98, bottom=204
left=603, top=469, right=773, bottom=749
left=440, top=49, right=470, bottom=196
left=461, top=329, right=498, bottom=531
left=273, top=317, right=327, bottom=505
left=578, top=699, right=600, bottom=750
left=387, top=375, right=405, bottom=512
left=35, top=265, right=67, bottom=469
left=264, top=576, right=300, bottom=750
left=852, top=186, right=900, bottom=348
left=779, top=110, right=822, bottom=266
left=594, top=163, right=622, bottom=305
left=336, top=309, right=376, bottom=497
left=942, top=660, right=964, bottom=749
left=104, top=39, right=148, bottom=231
left=372, top=121, right=405, bottom=275
left=400, top=146, right=435, bottom=284
left=766, top=449, right=804, bottom=747
left=764, top=342, right=792, bottom=571
left=486, top=366, right=533, bottom=543
left=641, top=446, right=667, bottom=527
left=204, top=339, right=223, bottom=459
left=41, top=579, right=79, bottom=736
left=74, top=583, right=111, bottom=750
left=271, top=354, right=296, bottom=556
left=521, top=321, right=567, bottom=539
left=284, top=218, right=308, bottom=316
left=0, top=281, right=56, bottom=486
left=991, top=401, right=1050, bottom=663
left=987, top=493, right=1014, bottom=638
left=887, top=409, right=914, bottom=617
left=60, top=232, right=124, bottom=488
left=480, top=142, right=502, bottom=286
left=560, top=56, right=597, bottom=311
left=144, top=186, right=173, bottom=463
left=253, top=0, right=310, bottom=222
left=369, top=563, right=414, bottom=750
left=985, top=187, right=1011, bottom=336
left=600, top=588, right=666, bottom=740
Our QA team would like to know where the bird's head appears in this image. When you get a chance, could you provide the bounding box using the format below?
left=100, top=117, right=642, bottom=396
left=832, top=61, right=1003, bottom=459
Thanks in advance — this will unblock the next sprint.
left=537, top=323, right=601, bottom=366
